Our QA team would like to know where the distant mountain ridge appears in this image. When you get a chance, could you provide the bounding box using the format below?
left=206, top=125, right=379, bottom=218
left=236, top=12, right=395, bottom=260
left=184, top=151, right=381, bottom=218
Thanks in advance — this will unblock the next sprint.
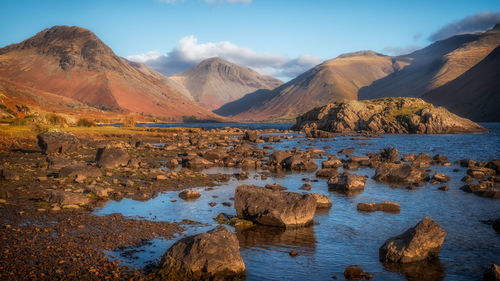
left=169, top=57, right=282, bottom=110
left=0, top=25, right=221, bottom=121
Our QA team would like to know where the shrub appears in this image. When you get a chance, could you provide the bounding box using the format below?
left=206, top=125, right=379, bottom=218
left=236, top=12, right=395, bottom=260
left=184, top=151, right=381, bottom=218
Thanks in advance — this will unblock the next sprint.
left=122, top=116, right=135, bottom=127
left=77, top=118, right=96, bottom=127
left=45, top=114, right=67, bottom=126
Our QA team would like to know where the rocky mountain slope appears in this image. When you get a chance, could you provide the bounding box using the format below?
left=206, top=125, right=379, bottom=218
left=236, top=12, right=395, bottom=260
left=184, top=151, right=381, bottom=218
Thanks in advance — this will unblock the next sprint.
left=0, top=25, right=221, bottom=121
left=423, top=45, right=500, bottom=122
left=292, top=97, right=487, bottom=134
left=359, top=24, right=500, bottom=100
left=170, top=57, right=282, bottom=110
left=218, top=51, right=405, bottom=121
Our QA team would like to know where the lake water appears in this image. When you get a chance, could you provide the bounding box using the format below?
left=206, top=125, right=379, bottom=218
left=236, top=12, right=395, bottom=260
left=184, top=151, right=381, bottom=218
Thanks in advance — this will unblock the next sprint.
left=94, top=123, right=500, bottom=281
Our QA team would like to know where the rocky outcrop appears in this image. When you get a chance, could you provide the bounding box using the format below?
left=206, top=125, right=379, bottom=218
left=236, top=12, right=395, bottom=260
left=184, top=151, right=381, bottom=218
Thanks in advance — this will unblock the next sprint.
left=292, top=98, right=487, bottom=134
left=95, top=148, right=130, bottom=169
left=37, top=131, right=79, bottom=154
left=234, top=185, right=317, bottom=228
left=158, top=225, right=245, bottom=280
left=374, top=162, right=429, bottom=184
left=379, top=216, right=446, bottom=263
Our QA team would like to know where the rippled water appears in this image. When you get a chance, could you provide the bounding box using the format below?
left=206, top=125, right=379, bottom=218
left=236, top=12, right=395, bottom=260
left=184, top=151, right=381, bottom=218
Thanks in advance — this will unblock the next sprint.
left=95, top=123, right=500, bottom=281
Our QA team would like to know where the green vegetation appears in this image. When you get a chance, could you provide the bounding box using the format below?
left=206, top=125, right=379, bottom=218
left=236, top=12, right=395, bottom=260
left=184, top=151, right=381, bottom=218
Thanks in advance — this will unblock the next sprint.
left=182, top=115, right=198, bottom=123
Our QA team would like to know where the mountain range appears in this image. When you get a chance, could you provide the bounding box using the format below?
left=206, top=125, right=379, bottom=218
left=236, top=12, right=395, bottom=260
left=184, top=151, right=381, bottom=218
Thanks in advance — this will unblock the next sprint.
left=0, top=24, right=499, bottom=123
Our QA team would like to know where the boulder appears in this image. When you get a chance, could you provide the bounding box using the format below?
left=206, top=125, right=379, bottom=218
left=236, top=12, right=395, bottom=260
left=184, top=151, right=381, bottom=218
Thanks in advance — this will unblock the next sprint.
left=95, top=148, right=130, bottom=169
left=292, top=97, right=487, bottom=134
left=282, top=155, right=318, bottom=172
left=321, top=157, right=342, bottom=168
left=243, top=130, right=259, bottom=142
left=158, top=225, right=245, bottom=280
left=486, top=160, right=500, bottom=174
left=316, top=168, right=338, bottom=178
left=183, top=156, right=213, bottom=170
left=432, top=172, right=450, bottom=183
left=401, top=154, right=417, bottom=162
left=467, top=166, right=496, bottom=179
left=234, top=185, right=316, bottom=228
left=379, top=216, right=446, bottom=263
left=310, top=193, right=332, bottom=209
left=380, top=147, right=399, bottom=162
left=328, top=172, right=367, bottom=192
left=264, top=183, right=287, bottom=192
left=374, top=162, right=429, bottom=184
left=37, top=131, right=79, bottom=154
left=59, top=164, right=101, bottom=178
left=484, top=264, right=500, bottom=281
left=411, top=153, right=433, bottom=168
left=299, top=183, right=311, bottom=191
left=357, top=201, right=400, bottom=213
left=178, top=190, right=201, bottom=200
left=239, top=158, right=261, bottom=170
left=268, top=150, right=292, bottom=166
left=45, top=190, right=91, bottom=206
left=344, top=265, right=367, bottom=280
left=461, top=184, right=500, bottom=199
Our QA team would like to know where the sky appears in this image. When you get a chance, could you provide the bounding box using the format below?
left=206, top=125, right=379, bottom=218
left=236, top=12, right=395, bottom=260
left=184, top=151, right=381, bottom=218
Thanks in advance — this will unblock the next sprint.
left=1, top=0, right=500, bottom=80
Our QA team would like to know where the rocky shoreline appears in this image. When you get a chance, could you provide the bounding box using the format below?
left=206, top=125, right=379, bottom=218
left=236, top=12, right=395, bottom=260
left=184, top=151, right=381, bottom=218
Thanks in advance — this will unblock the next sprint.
left=0, top=125, right=499, bottom=280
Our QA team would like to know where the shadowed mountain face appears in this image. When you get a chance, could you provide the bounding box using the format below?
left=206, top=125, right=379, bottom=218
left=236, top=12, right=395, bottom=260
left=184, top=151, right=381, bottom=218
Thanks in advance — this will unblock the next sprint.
left=423, top=45, right=500, bottom=122
left=0, top=25, right=221, bottom=120
left=170, top=57, right=282, bottom=110
left=218, top=51, right=404, bottom=121
left=359, top=25, right=500, bottom=100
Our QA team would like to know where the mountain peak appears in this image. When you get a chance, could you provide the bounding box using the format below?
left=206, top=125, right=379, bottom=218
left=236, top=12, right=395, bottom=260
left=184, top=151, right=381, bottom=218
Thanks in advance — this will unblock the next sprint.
left=337, top=50, right=384, bottom=59
left=1, top=25, right=115, bottom=71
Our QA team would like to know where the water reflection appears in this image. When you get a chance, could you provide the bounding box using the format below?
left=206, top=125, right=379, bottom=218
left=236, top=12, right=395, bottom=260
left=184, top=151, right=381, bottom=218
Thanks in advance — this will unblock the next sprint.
left=237, top=225, right=316, bottom=251
left=382, top=259, right=445, bottom=281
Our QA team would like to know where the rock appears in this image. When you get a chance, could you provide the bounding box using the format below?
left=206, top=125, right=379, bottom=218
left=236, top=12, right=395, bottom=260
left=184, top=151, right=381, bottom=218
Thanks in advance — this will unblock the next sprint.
left=357, top=201, right=400, bottom=213
left=59, top=164, right=101, bottom=178
left=343, top=161, right=360, bottom=171
left=88, top=186, right=113, bottom=198
left=95, top=148, right=130, bottom=169
left=483, top=264, right=500, bottom=281
left=328, top=172, right=367, bottom=192
left=411, top=153, right=433, bottom=168
left=239, top=158, right=261, bottom=170
left=166, top=159, right=178, bottom=169
left=156, top=174, right=167, bottom=180
left=299, top=183, right=311, bottom=190
left=493, top=218, right=500, bottom=233
left=402, top=154, right=417, bottom=162
left=316, top=168, right=338, bottom=178
left=461, top=184, right=500, bottom=199
left=202, top=150, right=228, bottom=161
left=158, top=225, right=245, bottom=280
left=268, top=150, right=291, bottom=166
left=344, top=265, right=366, bottom=280
left=265, top=183, right=287, bottom=192
left=310, top=193, right=332, bottom=209
left=379, top=216, right=446, bottom=263
left=321, top=157, right=342, bottom=168
left=234, top=185, right=317, bottom=228
left=460, top=159, right=476, bottom=167
left=433, top=154, right=450, bottom=166
left=467, top=166, right=496, bottom=179
left=438, top=186, right=449, bottom=191
left=37, top=131, right=79, bottom=154
left=304, top=128, right=333, bottom=138
left=380, top=147, right=399, bottom=162
left=486, top=160, right=500, bottom=174
left=46, top=156, right=73, bottom=170
left=45, top=190, right=91, bottom=206
left=292, top=97, right=487, bottom=134
left=178, top=190, right=201, bottom=200
left=0, top=168, right=19, bottom=181
left=374, top=162, right=429, bottom=184
left=243, top=130, right=259, bottom=142
left=184, top=156, right=213, bottom=170
left=282, top=155, right=318, bottom=171
left=432, top=172, right=450, bottom=183
left=289, top=250, right=299, bottom=257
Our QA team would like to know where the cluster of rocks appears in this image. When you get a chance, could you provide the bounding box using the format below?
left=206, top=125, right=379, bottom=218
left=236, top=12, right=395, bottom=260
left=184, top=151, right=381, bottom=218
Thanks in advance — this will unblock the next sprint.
left=292, top=97, right=488, bottom=134
left=460, top=159, right=500, bottom=199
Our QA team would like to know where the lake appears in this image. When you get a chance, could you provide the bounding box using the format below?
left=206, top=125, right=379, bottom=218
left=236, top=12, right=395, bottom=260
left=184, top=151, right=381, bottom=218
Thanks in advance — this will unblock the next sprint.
left=95, top=123, right=500, bottom=281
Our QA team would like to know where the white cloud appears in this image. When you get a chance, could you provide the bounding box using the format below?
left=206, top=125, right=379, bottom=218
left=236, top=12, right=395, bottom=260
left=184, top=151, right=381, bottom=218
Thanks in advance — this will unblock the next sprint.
left=430, top=11, right=500, bottom=41
left=381, top=45, right=421, bottom=56
left=127, top=36, right=320, bottom=79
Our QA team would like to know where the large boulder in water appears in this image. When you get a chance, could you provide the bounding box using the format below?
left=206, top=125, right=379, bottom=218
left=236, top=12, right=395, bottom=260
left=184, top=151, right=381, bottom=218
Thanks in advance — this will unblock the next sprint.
left=292, top=97, right=487, bottom=134
left=484, top=264, right=500, bottom=281
left=158, top=225, right=245, bottom=280
left=234, top=185, right=317, bottom=228
left=37, top=131, right=79, bottom=154
left=328, top=172, right=367, bottom=192
left=379, top=216, right=446, bottom=263
left=374, top=162, right=429, bottom=184
left=95, top=147, right=130, bottom=169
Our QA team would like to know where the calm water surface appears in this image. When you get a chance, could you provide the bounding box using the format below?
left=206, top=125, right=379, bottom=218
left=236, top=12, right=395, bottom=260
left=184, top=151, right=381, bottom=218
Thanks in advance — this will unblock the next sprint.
left=95, top=123, right=500, bottom=281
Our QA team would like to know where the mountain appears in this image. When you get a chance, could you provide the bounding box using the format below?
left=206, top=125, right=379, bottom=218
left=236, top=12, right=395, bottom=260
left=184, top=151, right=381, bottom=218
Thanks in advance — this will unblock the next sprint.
left=422, top=45, right=500, bottom=122
left=0, top=25, right=221, bottom=121
left=169, top=57, right=282, bottom=110
left=218, top=51, right=405, bottom=121
left=359, top=24, right=500, bottom=100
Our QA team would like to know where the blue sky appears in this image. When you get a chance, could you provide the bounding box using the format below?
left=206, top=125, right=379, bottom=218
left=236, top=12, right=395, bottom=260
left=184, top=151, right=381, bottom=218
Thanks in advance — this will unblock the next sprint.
left=1, top=0, right=499, bottom=79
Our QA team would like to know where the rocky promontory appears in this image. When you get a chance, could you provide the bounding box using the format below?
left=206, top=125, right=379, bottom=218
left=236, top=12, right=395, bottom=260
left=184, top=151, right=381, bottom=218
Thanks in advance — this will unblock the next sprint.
left=292, top=97, right=487, bottom=134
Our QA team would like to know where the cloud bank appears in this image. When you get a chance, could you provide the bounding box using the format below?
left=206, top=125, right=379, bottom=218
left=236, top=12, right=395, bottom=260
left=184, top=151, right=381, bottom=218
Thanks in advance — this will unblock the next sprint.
left=430, top=11, right=500, bottom=41
left=128, top=36, right=321, bottom=79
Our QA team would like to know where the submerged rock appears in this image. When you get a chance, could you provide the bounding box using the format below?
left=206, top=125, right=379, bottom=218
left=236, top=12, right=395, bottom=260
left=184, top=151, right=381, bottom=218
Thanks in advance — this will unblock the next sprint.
left=379, top=216, right=446, bottom=263
left=37, top=131, right=79, bottom=154
left=292, top=97, right=487, bottom=134
left=344, top=265, right=367, bottom=280
left=158, top=225, right=245, bottom=280
left=178, top=190, right=201, bottom=200
left=357, top=201, right=400, bottom=213
left=234, top=185, right=316, bottom=228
